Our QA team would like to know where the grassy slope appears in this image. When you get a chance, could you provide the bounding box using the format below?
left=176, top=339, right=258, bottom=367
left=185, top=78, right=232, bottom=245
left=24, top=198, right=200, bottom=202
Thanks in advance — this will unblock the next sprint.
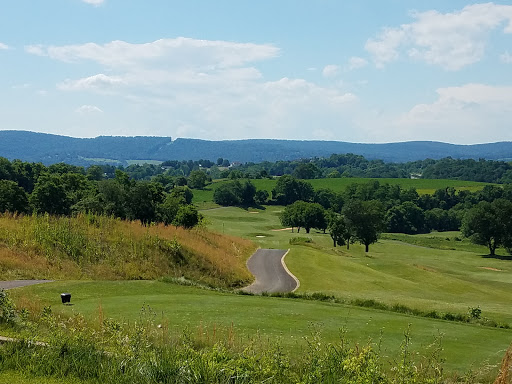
left=202, top=207, right=512, bottom=324
left=11, top=280, right=512, bottom=373
left=0, top=213, right=255, bottom=287
left=193, top=178, right=491, bottom=206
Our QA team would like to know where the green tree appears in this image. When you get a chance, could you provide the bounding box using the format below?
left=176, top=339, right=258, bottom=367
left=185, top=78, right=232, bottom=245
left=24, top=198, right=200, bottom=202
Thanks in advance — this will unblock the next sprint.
left=187, top=170, right=208, bottom=189
left=30, top=174, right=71, bottom=215
left=280, top=201, right=326, bottom=234
left=272, top=175, right=314, bottom=205
left=0, top=180, right=29, bottom=213
left=293, top=163, right=320, bottom=179
left=386, top=202, right=426, bottom=234
left=213, top=181, right=242, bottom=206
left=86, top=165, right=104, bottom=181
left=127, top=181, right=164, bottom=225
left=173, top=204, right=201, bottom=229
left=169, top=186, right=193, bottom=205
left=254, top=189, right=269, bottom=205
left=461, top=199, right=512, bottom=255
left=240, top=180, right=256, bottom=206
left=327, top=213, right=349, bottom=247
left=343, top=199, right=385, bottom=252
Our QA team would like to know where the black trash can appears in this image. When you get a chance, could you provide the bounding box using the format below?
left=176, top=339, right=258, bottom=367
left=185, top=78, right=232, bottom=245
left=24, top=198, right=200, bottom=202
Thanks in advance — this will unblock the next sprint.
left=61, top=293, right=71, bottom=304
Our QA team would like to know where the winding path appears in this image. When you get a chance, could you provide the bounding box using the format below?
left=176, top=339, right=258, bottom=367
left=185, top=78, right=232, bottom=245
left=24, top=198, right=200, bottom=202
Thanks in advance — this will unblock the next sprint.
left=243, top=249, right=299, bottom=294
left=0, top=280, right=53, bottom=290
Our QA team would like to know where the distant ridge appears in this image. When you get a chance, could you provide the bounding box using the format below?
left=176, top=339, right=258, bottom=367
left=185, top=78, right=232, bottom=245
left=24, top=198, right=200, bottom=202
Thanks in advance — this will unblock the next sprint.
left=1, top=130, right=512, bottom=166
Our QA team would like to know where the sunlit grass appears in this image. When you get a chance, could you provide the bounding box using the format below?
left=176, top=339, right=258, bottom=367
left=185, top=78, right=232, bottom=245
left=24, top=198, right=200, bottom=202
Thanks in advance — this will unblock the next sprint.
left=0, top=213, right=256, bottom=287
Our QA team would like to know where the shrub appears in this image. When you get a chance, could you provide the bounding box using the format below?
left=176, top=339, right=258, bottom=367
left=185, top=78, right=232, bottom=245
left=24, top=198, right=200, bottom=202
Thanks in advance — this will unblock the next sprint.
left=289, top=237, right=313, bottom=245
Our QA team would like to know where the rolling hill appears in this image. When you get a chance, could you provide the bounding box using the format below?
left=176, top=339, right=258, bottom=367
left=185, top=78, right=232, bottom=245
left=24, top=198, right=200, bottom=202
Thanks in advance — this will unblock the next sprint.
left=2, top=130, right=512, bottom=165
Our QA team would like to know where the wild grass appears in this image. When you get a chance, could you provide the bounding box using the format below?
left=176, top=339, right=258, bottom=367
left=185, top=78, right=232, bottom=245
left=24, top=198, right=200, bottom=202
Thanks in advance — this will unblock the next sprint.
left=0, top=213, right=255, bottom=287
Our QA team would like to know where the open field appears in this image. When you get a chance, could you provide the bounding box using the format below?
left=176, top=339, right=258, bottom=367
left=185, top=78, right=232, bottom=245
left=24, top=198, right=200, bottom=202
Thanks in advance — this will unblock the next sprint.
left=9, top=280, right=512, bottom=374
left=193, top=178, right=493, bottom=206
left=202, top=206, right=512, bottom=325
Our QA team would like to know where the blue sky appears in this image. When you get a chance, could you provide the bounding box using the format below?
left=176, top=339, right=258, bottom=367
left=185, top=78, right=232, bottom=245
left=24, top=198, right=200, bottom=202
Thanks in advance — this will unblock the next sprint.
left=1, top=1, right=512, bottom=144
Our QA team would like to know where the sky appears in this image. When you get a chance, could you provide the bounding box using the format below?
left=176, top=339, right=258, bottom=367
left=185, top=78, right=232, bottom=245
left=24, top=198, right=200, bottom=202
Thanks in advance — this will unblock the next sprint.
left=1, top=1, right=512, bottom=144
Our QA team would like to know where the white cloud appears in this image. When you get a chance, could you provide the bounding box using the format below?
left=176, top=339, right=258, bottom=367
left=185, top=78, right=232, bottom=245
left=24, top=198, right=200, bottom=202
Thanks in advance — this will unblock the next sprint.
left=347, top=56, right=368, bottom=70
left=82, top=0, right=105, bottom=6
left=322, top=64, right=340, bottom=77
left=25, top=38, right=279, bottom=69
left=501, top=51, right=512, bottom=63
left=0, top=43, right=9, bottom=50
left=390, top=84, right=512, bottom=143
left=58, top=74, right=125, bottom=91
left=26, top=37, right=361, bottom=140
left=76, top=105, right=103, bottom=114
left=366, top=3, right=512, bottom=70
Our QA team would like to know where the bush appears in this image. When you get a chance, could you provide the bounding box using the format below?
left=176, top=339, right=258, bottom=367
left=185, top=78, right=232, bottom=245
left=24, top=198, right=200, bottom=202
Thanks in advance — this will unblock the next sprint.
left=289, top=237, right=313, bottom=245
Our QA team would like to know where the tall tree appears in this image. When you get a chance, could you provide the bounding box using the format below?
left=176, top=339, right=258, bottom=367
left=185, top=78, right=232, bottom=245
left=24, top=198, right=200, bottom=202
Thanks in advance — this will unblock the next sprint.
left=0, top=180, right=29, bottom=214
left=30, top=174, right=71, bottom=215
left=127, top=181, right=164, bottom=225
left=461, top=199, right=512, bottom=255
left=327, top=213, right=349, bottom=248
left=343, top=199, right=385, bottom=252
left=272, top=175, right=314, bottom=205
left=187, top=170, right=208, bottom=190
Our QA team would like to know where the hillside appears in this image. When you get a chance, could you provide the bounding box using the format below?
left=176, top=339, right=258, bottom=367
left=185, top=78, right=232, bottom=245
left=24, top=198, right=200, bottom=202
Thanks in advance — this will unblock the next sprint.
left=0, top=213, right=255, bottom=287
left=2, top=130, right=512, bottom=165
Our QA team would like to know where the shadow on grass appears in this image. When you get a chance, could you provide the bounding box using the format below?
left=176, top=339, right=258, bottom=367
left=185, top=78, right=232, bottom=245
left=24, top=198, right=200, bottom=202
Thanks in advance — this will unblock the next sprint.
left=481, top=254, right=512, bottom=261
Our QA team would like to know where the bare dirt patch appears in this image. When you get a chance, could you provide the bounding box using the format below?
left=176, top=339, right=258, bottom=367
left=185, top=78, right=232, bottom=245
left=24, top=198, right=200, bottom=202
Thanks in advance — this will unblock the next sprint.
left=413, top=264, right=437, bottom=273
left=479, top=267, right=502, bottom=272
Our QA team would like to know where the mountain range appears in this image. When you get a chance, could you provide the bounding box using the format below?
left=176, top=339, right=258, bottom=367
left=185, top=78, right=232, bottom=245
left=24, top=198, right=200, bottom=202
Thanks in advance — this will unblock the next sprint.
left=1, top=130, right=512, bottom=166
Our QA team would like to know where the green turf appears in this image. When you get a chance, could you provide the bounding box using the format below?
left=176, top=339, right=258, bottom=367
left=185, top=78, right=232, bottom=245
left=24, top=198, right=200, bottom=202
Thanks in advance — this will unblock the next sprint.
left=11, top=280, right=512, bottom=373
left=201, top=206, right=512, bottom=325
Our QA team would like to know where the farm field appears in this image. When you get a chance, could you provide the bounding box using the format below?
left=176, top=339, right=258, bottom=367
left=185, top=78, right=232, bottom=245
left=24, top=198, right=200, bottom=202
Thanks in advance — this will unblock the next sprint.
left=10, top=280, right=512, bottom=374
left=201, top=206, right=512, bottom=325
left=193, top=177, right=493, bottom=207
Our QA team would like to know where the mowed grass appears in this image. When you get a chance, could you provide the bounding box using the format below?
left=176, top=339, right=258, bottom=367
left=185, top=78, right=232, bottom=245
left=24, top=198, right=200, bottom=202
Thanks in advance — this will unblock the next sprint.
left=201, top=207, right=512, bottom=325
left=193, top=177, right=491, bottom=206
left=11, top=280, right=512, bottom=374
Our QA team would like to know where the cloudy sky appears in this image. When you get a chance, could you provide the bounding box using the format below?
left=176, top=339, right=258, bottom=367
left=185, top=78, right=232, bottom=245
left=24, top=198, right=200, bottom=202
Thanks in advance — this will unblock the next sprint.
left=1, top=1, right=512, bottom=144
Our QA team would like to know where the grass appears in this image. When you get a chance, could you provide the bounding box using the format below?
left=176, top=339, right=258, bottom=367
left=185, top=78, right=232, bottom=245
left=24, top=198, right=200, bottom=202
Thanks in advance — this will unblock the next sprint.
left=0, top=213, right=256, bottom=287
left=201, top=206, right=512, bottom=326
left=9, top=280, right=512, bottom=374
left=0, top=371, right=85, bottom=384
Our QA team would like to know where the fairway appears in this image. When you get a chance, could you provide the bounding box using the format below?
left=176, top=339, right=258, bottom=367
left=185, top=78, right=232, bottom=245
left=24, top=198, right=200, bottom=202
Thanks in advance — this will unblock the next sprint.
left=12, top=280, right=512, bottom=374
left=202, top=207, right=512, bottom=325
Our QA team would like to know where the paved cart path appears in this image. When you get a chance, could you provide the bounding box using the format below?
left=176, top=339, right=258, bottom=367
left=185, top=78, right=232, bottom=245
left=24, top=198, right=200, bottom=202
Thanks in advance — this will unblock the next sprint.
left=0, top=280, right=53, bottom=290
left=243, top=249, right=299, bottom=294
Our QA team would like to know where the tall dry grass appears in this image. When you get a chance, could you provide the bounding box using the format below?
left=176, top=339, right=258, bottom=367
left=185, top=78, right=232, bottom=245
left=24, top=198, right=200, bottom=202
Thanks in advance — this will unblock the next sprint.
left=495, top=343, right=512, bottom=384
left=0, top=213, right=256, bottom=287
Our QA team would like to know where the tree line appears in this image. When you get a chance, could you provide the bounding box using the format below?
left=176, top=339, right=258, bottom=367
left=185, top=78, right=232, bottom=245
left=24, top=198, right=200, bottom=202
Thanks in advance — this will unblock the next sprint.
left=48, top=153, right=512, bottom=185
left=0, top=158, right=204, bottom=228
left=272, top=175, right=512, bottom=254
left=218, top=154, right=512, bottom=184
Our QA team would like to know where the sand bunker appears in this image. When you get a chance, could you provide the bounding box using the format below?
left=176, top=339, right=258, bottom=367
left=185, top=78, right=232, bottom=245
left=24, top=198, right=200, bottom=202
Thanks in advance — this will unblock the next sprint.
left=479, top=267, right=502, bottom=271
left=271, top=228, right=293, bottom=232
